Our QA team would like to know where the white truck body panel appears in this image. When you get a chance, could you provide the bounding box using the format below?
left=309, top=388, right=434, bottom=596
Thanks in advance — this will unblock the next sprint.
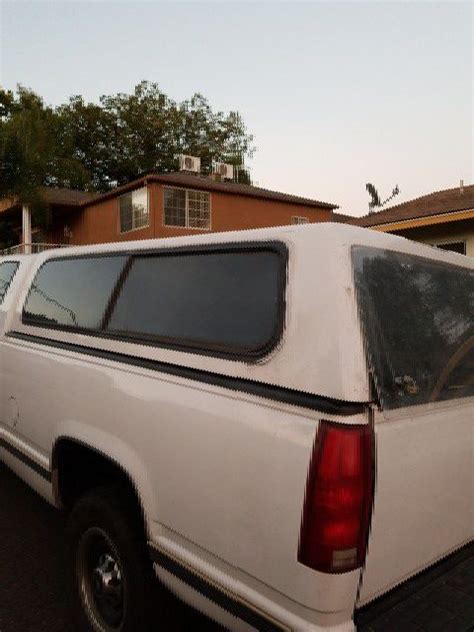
left=0, top=223, right=473, bottom=631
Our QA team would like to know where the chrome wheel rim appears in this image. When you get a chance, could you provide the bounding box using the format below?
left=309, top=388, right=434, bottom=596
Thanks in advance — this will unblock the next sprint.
left=77, top=527, right=126, bottom=632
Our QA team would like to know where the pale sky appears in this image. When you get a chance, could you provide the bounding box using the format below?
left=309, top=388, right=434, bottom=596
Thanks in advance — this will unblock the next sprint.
left=0, top=1, right=472, bottom=216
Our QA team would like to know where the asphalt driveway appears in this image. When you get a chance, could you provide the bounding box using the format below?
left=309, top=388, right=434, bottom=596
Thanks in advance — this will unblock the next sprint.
left=1, top=461, right=473, bottom=632
left=0, top=462, right=220, bottom=632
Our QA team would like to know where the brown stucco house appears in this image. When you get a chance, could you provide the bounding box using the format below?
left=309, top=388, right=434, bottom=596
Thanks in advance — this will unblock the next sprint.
left=0, top=187, right=96, bottom=253
left=353, top=182, right=474, bottom=256
left=0, top=172, right=342, bottom=253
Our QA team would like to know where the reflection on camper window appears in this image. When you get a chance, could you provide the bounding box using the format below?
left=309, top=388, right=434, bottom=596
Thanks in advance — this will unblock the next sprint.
left=0, top=262, right=19, bottom=305
left=23, top=256, right=128, bottom=328
left=352, top=246, right=474, bottom=409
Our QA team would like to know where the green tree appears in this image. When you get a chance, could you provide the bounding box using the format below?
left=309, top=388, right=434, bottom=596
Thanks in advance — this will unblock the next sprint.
left=0, top=81, right=255, bottom=248
left=56, top=95, right=116, bottom=191
left=0, top=87, right=90, bottom=225
left=0, top=89, right=17, bottom=120
left=58, top=81, right=255, bottom=190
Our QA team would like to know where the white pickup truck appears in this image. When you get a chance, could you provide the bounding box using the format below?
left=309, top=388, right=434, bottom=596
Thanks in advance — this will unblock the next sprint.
left=0, top=223, right=473, bottom=632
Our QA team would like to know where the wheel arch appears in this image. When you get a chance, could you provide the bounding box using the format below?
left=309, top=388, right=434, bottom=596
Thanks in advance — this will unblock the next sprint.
left=51, top=430, right=155, bottom=539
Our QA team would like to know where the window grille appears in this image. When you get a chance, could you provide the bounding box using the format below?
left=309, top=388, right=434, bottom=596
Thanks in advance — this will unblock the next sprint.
left=291, top=216, right=309, bottom=225
left=164, top=188, right=210, bottom=229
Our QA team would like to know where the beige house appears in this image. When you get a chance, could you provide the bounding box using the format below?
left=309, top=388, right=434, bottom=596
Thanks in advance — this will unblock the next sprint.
left=354, top=182, right=474, bottom=256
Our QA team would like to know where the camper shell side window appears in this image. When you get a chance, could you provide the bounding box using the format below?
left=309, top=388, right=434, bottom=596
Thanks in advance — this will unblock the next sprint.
left=0, top=261, right=20, bottom=305
left=22, top=242, right=288, bottom=361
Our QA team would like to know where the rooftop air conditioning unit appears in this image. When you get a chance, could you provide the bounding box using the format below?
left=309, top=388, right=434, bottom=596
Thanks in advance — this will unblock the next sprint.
left=179, top=155, right=201, bottom=173
left=212, top=162, right=234, bottom=180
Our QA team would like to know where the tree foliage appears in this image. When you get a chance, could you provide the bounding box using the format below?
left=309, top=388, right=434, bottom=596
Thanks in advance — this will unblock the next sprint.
left=0, top=86, right=92, bottom=223
left=0, top=82, right=255, bottom=211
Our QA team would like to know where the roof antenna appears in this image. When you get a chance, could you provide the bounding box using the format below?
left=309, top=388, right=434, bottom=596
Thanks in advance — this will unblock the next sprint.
left=366, top=183, right=400, bottom=214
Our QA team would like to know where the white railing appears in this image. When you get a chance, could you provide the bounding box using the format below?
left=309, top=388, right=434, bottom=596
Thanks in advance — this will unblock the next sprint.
left=1, top=243, right=69, bottom=256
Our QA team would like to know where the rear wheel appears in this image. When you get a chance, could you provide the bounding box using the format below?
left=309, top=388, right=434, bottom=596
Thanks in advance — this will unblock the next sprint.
left=66, top=486, right=155, bottom=632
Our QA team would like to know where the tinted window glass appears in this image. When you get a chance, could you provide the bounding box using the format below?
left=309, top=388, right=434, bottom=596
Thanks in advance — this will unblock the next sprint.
left=0, top=262, right=19, bottom=305
left=434, top=241, right=466, bottom=255
left=106, top=250, right=283, bottom=354
left=352, top=246, right=474, bottom=409
left=23, top=256, right=128, bottom=328
left=119, top=194, right=133, bottom=233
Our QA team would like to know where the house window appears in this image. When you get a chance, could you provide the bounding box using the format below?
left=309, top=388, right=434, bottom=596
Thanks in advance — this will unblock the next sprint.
left=432, top=241, right=466, bottom=255
left=292, top=216, right=309, bottom=224
left=119, top=187, right=149, bottom=233
left=164, top=187, right=210, bottom=229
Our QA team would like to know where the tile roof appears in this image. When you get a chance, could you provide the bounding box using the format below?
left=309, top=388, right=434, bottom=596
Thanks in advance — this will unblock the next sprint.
left=0, top=187, right=98, bottom=213
left=0, top=175, right=338, bottom=212
left=41, top=187, right=98, bottom=206
left=354, top=184, right=474, bottom=227
left=82, top=172, right=339, bottom=210
left=326, top=212, right=357, bottom=224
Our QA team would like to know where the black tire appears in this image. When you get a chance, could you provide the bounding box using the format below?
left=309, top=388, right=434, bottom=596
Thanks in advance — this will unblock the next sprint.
left=66, top=485, right=155, bottom=632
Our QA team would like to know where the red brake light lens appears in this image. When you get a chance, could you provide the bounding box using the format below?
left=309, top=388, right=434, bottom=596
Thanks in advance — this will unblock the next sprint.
left=298, top=420, right=374, bottom=573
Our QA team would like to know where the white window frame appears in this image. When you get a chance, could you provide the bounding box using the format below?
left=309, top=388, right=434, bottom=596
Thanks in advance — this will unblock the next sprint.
left=118, top=187, right=150, bottom=234
left=291, top=216, right=309, bottom=225
left=163, top=186, right=211, bottom=230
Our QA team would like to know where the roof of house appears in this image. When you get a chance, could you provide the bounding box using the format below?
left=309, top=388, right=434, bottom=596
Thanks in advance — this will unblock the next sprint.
left=354, top=184, right=474, bottom=227
left=41, top=187, right=97, bottom=206
left=0, top=187, right=97, bottom=213
left=0, top=174, right=338, bottom=212
left=82, top=172, right=339, bottom=210
left=327, top=212, right=357, bottom=224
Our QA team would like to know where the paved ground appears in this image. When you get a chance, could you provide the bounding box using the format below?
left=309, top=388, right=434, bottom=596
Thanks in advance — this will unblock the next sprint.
left=0, top=462, right=221, bottom=632
left=1, top=461, right=473, bottom=631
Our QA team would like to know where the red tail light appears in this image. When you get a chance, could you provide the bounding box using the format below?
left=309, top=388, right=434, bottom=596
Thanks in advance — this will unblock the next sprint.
left=298, top=420, right=374, bottom=573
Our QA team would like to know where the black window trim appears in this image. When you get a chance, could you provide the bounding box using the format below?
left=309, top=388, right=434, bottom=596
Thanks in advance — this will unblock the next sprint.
left=21, top=241, right=288, bottom=363
left=0, top=260, right=20, bottom=306
left=6, top=331, right=367, bottom=417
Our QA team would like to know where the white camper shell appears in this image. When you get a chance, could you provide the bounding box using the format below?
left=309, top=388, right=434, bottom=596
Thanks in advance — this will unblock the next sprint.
left=0, top=223, right=473, bottom=632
